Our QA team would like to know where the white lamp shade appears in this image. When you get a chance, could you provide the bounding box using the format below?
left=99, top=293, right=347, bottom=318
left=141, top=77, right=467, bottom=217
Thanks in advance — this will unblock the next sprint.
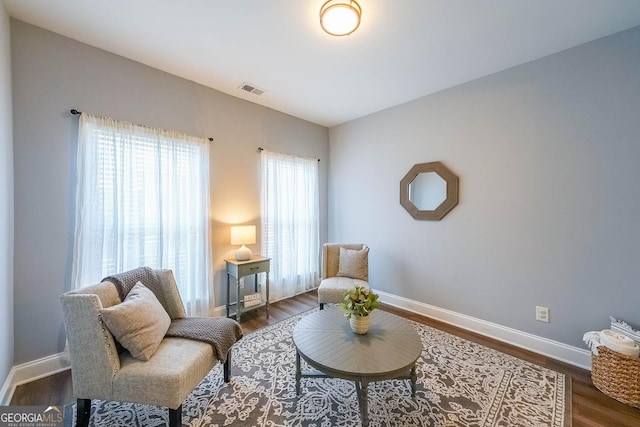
left=230, top=225, right=256, bottom=245
left=231, top=225, right=256, bottom=261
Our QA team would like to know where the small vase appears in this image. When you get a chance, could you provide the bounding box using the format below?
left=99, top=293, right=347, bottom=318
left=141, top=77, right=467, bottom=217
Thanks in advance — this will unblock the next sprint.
left=350, top=315, right=370, bottom=334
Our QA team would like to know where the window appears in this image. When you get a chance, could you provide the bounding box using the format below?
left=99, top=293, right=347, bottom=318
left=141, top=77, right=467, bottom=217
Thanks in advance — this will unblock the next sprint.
left=261, top=149, right=320, bottom=301
left=71, top=113, right=213, bottom=315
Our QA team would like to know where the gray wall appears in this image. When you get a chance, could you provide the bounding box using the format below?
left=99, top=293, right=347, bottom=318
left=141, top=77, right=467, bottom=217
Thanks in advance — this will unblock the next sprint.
left=11, top=20, right=328, bottom=364
left=329, top=25, right=640, bottom=349
left=0, top=4, right=14, bottom=384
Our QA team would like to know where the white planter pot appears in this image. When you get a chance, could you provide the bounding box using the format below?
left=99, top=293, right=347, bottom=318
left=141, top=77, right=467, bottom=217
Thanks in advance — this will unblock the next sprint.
left=350, top=315, right=370, bottom=334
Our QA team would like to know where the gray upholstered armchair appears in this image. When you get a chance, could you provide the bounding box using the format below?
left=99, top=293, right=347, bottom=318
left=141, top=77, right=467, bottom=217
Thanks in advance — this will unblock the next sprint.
left=60, top=268, right=241, bottom=427
left=317, top=243, right=369, bottom=309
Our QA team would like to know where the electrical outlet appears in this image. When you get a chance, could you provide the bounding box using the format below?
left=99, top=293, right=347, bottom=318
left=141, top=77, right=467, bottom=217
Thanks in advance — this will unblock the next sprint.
left=536, top=306, right=550, bottom=323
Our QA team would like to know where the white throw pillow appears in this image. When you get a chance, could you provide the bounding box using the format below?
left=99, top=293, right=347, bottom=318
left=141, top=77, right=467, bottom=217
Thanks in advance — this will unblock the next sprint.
left=336, top=246, right=369, bottom=281
left=100, top=282, right=171, bottom=361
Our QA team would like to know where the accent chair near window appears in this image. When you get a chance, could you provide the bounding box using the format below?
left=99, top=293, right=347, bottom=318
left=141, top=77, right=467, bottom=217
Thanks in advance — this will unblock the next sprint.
left=317, top=243, right=369, bottom=309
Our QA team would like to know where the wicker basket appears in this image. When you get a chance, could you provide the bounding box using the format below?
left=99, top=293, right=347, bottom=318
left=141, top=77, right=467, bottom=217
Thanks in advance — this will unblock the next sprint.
left=591, top=346, right=640, bottom=408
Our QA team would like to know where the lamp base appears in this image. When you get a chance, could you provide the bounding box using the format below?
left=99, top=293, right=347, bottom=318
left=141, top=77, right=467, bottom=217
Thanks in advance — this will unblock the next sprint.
left=235, top=245, right=252, bottom=261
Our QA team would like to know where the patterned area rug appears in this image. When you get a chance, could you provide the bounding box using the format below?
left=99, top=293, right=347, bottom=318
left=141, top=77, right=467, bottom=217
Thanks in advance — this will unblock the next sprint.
left=65, top=309, right=571, bottom=426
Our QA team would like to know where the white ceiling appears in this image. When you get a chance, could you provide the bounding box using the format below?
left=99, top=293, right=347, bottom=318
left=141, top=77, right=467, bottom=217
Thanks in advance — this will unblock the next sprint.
left=5, top=0, right=640, bottom=127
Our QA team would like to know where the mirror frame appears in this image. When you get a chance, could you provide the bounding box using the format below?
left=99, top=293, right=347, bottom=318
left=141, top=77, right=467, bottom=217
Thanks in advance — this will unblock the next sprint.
left=400, top=161, right=459, bottom=220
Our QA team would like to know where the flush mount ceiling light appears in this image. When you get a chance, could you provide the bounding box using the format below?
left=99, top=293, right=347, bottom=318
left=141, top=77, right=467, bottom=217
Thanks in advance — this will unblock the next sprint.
left=320, top=0, right=362, bottom=36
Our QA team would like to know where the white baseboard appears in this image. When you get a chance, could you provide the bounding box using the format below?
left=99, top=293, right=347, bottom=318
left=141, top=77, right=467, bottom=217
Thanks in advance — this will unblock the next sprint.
left=0, top=351, right=71, bottom=405
left=377, top=290, right=592, bottom=371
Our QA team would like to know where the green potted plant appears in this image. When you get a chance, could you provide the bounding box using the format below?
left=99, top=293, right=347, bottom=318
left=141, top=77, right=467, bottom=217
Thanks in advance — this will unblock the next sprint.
left=340, top=284, right=380, bottom=334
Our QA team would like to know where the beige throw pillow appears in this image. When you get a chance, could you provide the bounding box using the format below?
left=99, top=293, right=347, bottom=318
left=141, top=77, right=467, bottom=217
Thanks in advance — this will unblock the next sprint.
left=336, top=246, right=369, bottom=281
left=100, top=282, right=171, bottom=361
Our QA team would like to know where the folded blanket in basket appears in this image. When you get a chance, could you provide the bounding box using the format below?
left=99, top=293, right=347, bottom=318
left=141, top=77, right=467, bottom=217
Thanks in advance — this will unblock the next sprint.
left=600, top=329, right=640, bottom=358
left=583, top=331, right=602, bottom=356
left=584, top=329, right=640, bottom=358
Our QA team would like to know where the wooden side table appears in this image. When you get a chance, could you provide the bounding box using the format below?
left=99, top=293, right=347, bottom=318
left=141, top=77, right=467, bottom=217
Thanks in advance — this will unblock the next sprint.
left=225, top=256, right=270, bottom=322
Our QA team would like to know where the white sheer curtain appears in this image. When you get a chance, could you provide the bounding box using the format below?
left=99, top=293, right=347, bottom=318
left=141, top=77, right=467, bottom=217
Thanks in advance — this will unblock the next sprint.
left=71, top=113, right=213, bottom=315
left=261, top=149, right=320, bottom=301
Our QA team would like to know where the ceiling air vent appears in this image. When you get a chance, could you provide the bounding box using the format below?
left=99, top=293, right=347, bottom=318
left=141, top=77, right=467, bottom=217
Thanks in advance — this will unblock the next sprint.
left=239, top=82, right=265, bottom=96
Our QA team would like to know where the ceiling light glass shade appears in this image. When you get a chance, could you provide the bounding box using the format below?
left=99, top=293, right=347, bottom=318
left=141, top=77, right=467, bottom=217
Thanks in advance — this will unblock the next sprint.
left=320, top=0, right=362, bottom=36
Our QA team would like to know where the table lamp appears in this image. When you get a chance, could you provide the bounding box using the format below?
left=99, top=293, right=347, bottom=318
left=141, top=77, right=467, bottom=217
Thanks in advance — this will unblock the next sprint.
left=231, top=225, right=256, bottom=261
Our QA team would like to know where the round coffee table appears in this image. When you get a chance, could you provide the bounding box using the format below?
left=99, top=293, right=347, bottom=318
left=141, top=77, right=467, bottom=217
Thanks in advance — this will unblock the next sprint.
left=293, top=309, right=422, bottom=426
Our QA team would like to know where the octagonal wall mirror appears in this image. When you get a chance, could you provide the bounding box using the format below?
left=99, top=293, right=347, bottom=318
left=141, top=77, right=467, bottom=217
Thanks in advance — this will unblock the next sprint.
left=400, top=161, right=459, bottom=220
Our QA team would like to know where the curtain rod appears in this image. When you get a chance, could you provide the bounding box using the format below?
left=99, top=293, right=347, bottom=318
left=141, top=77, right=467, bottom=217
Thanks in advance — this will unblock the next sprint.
left=69, top=109, right=214, bottom=142
left=257, top=147, right=320, bottom=162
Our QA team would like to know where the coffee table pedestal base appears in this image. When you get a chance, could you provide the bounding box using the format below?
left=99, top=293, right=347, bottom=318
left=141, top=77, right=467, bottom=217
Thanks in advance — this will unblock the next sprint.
left=295, top=350, right=417, bottom=427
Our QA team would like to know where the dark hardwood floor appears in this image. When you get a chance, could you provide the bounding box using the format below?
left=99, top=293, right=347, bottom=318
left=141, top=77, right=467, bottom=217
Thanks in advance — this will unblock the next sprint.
left=11, top=289, right=640, bottom=426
